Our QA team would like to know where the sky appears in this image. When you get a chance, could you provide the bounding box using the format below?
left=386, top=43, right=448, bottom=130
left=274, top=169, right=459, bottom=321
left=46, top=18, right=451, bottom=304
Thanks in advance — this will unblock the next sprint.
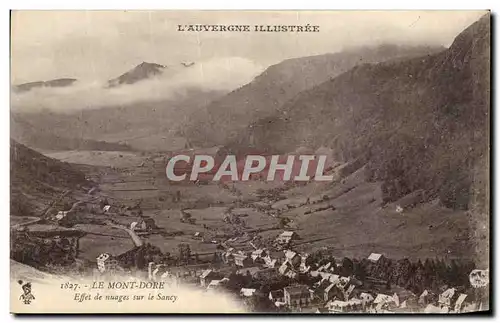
left=11, top=10, right=487, bottom=84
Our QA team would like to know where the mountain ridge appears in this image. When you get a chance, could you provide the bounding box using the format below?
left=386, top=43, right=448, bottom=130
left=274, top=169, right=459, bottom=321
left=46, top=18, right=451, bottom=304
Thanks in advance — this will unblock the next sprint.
left=107, top=61, right=166, bottom=87
left=183, top=44, right=446, bottom=146
left=13, top=78, right=77, bottom=93
left=243, top=14, right=490, bottom=210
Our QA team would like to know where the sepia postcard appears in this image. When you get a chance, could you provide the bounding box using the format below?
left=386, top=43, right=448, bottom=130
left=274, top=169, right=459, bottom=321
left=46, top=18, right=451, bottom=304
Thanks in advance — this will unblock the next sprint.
left=10, top=10, right=490, bottom=314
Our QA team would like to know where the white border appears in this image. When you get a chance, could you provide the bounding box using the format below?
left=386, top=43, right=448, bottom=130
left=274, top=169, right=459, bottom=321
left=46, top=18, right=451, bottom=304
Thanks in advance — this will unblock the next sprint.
left=2, top=1, right=498, bottom=323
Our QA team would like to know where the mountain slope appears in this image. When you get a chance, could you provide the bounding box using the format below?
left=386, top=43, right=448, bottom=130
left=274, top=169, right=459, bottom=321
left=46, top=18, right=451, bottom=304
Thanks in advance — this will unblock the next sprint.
left=11, top=59, right=224, bottom=152
left=184, top=44, right=445, bottom=146
left=13, top=78, right=77, bottom=93
left=107, top=62, right=165, bottom=87
left=247, top=14, right=490, bottom=210
left=11, top=113, right=133, bottom=152
left=10, top=139, right=92, bottom=217
left=11, top=87, right=223, bottom=152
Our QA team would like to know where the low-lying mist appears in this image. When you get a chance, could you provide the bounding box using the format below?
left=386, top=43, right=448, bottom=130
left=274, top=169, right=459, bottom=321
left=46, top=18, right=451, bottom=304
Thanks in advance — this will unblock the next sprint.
left=11, top=57, right=265, bottom=114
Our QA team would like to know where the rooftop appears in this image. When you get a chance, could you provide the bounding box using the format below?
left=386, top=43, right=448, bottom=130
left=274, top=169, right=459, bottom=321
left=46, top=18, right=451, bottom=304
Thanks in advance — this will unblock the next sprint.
left=200, top=269, right=213, bottom=279
left=269, top=290, right=284, bottom=298
left=284, top=285, right=310, bottom=296
left=240, top=288, right=257, bottom=297
left=233, top=253, right=249, bottom=260
left=367, top=253, right=383, bottom=262
left=324, top=282, right=337, bottom=293
left=285, top=250, right=298, bottom=259
left=373, top=293, right=393, bottom=304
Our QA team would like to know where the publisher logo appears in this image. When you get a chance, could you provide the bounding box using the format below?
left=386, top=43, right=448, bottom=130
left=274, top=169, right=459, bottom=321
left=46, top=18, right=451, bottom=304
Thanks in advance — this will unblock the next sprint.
left=18, top=280, right=35, bottom=305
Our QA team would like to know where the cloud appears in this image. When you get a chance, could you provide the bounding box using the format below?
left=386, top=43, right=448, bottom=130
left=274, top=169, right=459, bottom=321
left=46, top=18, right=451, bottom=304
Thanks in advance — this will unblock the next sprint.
left=11, top=57, right=265, bottom=113
left=11, top=11, right=486, bottom=84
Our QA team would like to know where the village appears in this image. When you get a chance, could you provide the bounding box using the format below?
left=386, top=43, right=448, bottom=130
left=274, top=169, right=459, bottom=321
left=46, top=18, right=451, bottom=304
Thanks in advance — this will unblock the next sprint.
left=13, top=203, right=487, bottom=314
left=10, top=146, right=490, bottom=314
left=89, top=225, right=489, bottom=313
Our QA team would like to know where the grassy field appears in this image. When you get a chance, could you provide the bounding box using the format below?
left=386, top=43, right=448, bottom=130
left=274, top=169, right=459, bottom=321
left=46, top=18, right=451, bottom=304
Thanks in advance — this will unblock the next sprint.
left=46, top=150, right=474, bottom=263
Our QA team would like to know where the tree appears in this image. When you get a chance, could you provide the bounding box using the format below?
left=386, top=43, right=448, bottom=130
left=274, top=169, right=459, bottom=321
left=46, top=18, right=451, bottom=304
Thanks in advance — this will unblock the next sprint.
left=245, top=295, right=276, bottom=313
left=340, top=257, right=354, bottom=277
left=177, top=243, right=191, bottom=265
left=407, top=260, right=425, bottom=294
left=279, top=217, right=290, bottom=229
left=353, top=259, right=367, bottom=281
left=391, top=258, right=412, bottom=287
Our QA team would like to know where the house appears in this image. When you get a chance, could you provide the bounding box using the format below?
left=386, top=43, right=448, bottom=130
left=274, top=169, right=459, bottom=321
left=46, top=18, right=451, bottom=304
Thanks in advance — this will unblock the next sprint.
left=367, top=253, right=384, bottom=263
left=318, top=272, right=339, bottom=284
left=418, top=290, right=429, bottom=305
left=326, top=298, right=363, bottom=313
left=285, top=270, right=298, bottom=279
left=200, top=269, right=222, bottom=287
left=206, top=279, right=223, bottom=290
left=300, top=253, right=310, bottom=265
left=263, top=256, right=277, bottom=268
left=323, top=283, right=338, bottom=302
left=454, top=294, right=468, bottom=312
left=251, top=249, right=267, bottom=261
left=221, top=248, right=235, bottom=264
left=299, top=264, right=311, bottom=274
left=131, top=217, right=156, bottom=231
left=345, top=285, right=356, bottom=300
left=55, top=211, right=69, bottom=221
left=317, top=262, right=331, bottom=272
left=326, top=300, right=348, bottom=313
left=469, top=269, right=489, bottom=288
left=152, top=265, right=168, bottom=280
left=328, top=274, right=340, bottom=285
left=317, top=271, right=330, bottom=281
left=233, top=253, right=253, bottom=267
left=237, top=267, right=263, bottom=278
left=163, top=264, right=211, bottom=280
left=279, top=261, right=292, bottom=275
left=147, top=262, right=160, bottom=280
left=393, top=288, right=418, bottom=309
left=337, top=276, right=351, bottom=290
left=266, top=250, right=285, bottom=265
left=313, top=278, right=327, bottom=290
left=270, top=250, right=286, bottom=262
left=269, top=290, right=284, bottom=303
left=240, top=288, right=257, bottom=297
left=284, top=250, right=301, bottom=267
left=360, top=292, right=374, bottom=305
left=262, top=250, right=285, bottom=268
left=310, top=270, right=320, bottom=278
left=276, top=231, right=299, bottom=245
left=284, top=285, right=313, bottom=307
left=373, top=293, right=395, bottom=311
left=439, top=288, right=456, bottom=307
left=279, top=261, right=298, bottom=278
left=96, top=253, right=119, bottom=273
